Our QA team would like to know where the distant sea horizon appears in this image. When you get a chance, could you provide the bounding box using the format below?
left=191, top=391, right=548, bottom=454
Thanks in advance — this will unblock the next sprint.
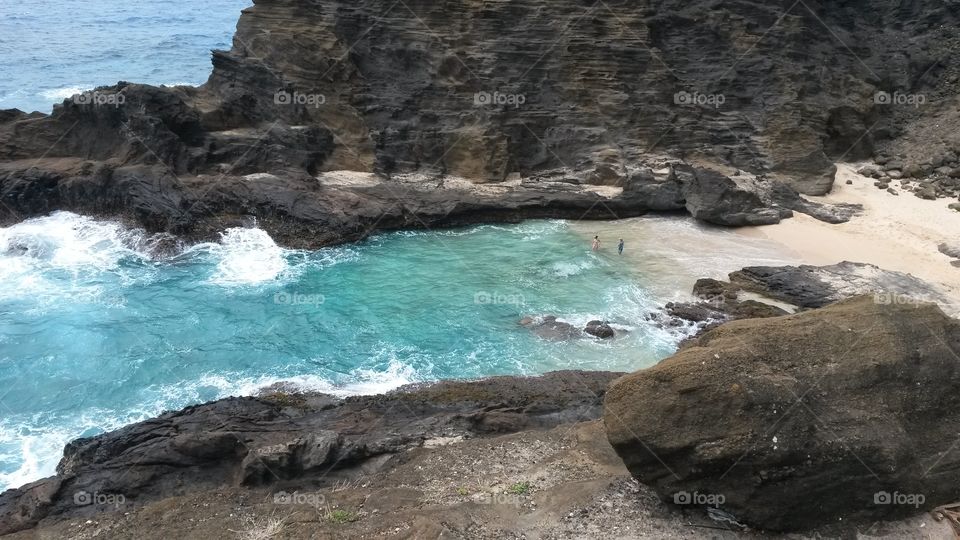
left=0, top=0, right=250, bottom=113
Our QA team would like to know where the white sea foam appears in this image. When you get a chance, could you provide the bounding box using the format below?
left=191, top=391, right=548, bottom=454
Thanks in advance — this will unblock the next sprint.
left=182, top=359, right=420, bottom=400
left=0, top=211, right=154, bottom=302
left=551, top=258, right=597, bottom=278
left=202, top=227, right=291, bottom=286
left=160, top=81, right=201, bottom=88
left=40, top=86, right=92, bottom=102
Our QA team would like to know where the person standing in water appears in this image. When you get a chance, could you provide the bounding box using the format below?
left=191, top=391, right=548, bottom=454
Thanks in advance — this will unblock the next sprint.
left=618, top=238, right=624, bottom=255
left=592, top=236, right=601, bottom=251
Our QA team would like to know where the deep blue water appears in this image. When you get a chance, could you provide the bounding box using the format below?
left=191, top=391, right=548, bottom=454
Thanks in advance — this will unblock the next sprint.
left=0, top=0, right=250, bottom=113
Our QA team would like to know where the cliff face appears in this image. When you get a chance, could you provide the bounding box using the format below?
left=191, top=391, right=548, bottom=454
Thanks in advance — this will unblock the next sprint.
left=202, top=0, right=959, bottom=194
left=0, top=0, right=955, bottom=242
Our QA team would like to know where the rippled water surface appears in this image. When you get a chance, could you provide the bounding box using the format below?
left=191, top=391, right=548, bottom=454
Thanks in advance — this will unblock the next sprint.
left=0, top=212, right=704, bottom=490
left=0, top=0, right=249, bottom=112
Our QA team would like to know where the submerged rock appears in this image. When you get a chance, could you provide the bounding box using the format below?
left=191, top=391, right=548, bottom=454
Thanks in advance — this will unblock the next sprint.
left=605, top=296, right=960, bottom=531
left=584, top=320, right=615, bottom=339
left=521, top=315, right=582, bottom=341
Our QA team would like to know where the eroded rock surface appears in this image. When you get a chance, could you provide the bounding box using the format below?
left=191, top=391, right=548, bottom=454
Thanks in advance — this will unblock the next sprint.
left=0, top=371, right=619, bottom=536
left=6, top=0, right=955, bottom=243
left=605, top=296, right=960, bottom=531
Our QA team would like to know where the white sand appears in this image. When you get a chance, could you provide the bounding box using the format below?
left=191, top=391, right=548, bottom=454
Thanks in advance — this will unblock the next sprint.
left=568, top=217, right=803, bottom=301
left=738, top=163, right=960, bottom=299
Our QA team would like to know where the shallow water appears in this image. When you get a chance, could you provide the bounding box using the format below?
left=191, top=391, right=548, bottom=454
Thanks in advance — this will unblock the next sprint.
left=568, top=217, right=803, bottom=299
left=0, top=0, right=249, bottom=113
left=0, top=212, right=699, bottom=491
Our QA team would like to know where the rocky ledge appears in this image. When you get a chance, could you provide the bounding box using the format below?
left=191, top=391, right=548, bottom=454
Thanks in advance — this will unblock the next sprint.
left=9, top=0, right=960, bottom=245
left=0, top=142, right=857, bottom=251
left=0, top=371, right=620, bottom=536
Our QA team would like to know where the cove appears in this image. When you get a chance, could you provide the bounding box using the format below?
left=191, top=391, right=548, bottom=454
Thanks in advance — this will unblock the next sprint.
left=0, top=212, right=697, bottom=491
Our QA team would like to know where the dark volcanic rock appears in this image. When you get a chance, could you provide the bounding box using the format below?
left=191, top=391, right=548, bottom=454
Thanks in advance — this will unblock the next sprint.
left=584, top=320, right=615, bottom=339
left=1, top=0, right=951, bottom=242
left=0, top=371, right=621, bottom=535
left=664, top=302, right=727, bottom=324
left=604, top=296, right=960, bottom=531
left=728, top=261, right=952, bottom=309
left=939, top=242, right=960, bottom=260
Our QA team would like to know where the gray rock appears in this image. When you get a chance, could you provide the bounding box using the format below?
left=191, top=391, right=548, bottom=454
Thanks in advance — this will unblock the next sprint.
left=727, top=261, right=951, bottom=309
left=523, top=316, right=582, bottom=341
left=883, top=160, right=905, bottom=171
left=901, top=163, right=923, bottom=178
left=584, top=320, right=615, bottom=339
left=938, top=242, right=960, bottom=259
left=674, top=165, right=787, bottom=227
left=916, top=186, right=938, bottom=200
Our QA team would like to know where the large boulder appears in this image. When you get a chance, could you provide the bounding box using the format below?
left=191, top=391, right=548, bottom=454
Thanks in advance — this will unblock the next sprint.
left=673, top=165, right=790, bottom=227
left=584, top=320, right=616, bottom=339
left=604, top=296, right=960, bottom=531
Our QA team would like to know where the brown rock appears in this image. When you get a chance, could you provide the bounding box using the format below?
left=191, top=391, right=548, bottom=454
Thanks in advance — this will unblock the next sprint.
left=605, top=297, right=960, bottom=531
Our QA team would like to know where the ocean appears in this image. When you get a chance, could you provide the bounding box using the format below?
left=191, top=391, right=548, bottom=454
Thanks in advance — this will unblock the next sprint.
left=0, top=0, right=250, bottom=113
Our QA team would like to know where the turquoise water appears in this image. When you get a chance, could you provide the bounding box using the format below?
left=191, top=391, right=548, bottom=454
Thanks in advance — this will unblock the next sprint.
left=0, top=0, right=250, bottom=113
left=0, top=212, right=680, bottom=491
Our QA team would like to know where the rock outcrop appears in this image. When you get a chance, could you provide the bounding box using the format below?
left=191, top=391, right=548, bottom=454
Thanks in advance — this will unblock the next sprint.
left=728, top=261, right=953, bottom=310
left=0, top=371, right=619, bottom=536
left=3, top=0, right=955, bottom=243
left=605, top=296, right=960, bottom=531
left=651, top=261, right=955, bottom=341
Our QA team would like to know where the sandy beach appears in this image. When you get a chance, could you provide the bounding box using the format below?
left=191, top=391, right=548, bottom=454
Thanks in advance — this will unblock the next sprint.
left=568, top=216, right=803, bottom=301
left=569, top=162, right=960, bottom=306
left=739, top=163, right=960, bottom=299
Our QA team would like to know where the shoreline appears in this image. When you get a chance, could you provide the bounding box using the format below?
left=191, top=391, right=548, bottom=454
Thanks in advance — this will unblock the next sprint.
left=738, top=163, right=960, bottom=302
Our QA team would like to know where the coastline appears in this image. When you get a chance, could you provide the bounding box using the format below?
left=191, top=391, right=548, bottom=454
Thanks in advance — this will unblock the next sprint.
left=738, top=163, right=960, bottom=302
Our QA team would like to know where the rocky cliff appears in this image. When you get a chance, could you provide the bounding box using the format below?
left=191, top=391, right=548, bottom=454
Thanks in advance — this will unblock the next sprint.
left=2, top=0, right=956, bottom=244
left=200, top=0, right=960, bottom=193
